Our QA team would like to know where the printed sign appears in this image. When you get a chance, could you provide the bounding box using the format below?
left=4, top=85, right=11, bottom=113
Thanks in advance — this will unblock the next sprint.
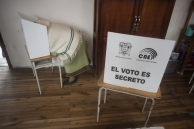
left=104, top=32, right=175, bottom=93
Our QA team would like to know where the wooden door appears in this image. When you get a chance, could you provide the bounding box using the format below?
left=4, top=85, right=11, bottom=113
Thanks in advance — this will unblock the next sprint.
left=94, top=0, right=139, bottom=76
left=136, top=0, right=176, bottom=38
left=94, top=0, right=175, bottom=76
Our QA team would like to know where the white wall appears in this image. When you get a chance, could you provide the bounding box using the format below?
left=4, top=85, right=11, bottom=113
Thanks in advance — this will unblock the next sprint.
left=189, top=12, right=194, bottom=24
left=0, top=0, right=94, bottom=67
left=0, top=0, right=193, bottom=68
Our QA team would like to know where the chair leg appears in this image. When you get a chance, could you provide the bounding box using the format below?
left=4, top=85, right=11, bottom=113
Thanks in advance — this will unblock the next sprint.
left=31, top=62, right=35, bottom=76
left=144, top=98, right=155, bottom=127
left=142, top=98, right=148, bottom=112
left=97, top=87, right=104, bottom=122
left=58, top=58, right=62, bottom=88
left=189, top=83, right=194, bottom=94
left=32, top=62, right=42, bottom=95
left=104, top=88, right=107, bottom=104
left=189, top=72, right=194, bottom=84
left=50, top=58, right=54, bottom=73
left=52, top=65, right=54, bottom=73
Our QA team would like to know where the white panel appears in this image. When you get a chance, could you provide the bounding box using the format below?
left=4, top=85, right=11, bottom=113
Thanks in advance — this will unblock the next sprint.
left=18, top=12, right=38, bottom=23
left=104, top=32, right=175, bottom=93
left=21, top=19, right=50, bottom=59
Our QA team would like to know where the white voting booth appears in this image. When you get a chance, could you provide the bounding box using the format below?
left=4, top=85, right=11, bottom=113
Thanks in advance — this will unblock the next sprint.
left=18, top=13, right=62, bottom=94
left=18, top=12, right=50, bottom=59
left=97, top=32, right=174, bottom=126
left=104, top=32, right=175, bottom=93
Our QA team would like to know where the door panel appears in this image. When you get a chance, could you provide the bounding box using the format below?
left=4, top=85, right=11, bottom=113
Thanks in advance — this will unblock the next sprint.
left=96, top=0, right=137, bottom=76
left=100, top=0, right=136, bottom=38
left=136, top=0, right=174, bottom=38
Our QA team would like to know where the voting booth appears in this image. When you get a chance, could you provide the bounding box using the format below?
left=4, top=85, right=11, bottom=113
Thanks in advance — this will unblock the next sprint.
left=97, top=32, right=172, bottom=126
left=18, top=13, right=62, bottom=95
left=19, top=12, right=50, bottom=59
left=104, top=32, right=175, bottom=93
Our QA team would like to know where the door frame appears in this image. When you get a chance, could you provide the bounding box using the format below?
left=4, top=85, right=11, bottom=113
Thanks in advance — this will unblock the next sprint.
left=0, top=33, right=13, bottom=69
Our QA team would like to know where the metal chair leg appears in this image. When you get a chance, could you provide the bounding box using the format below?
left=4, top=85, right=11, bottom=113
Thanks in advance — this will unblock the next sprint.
left=189, top=83, right=194, bottom=94
left=144, top=98, right=155, bottom=127
left=142, top=98, right=148, bottom=112
left=104, top=88, right=107, bottom=104
left=189, top=72, right=194, bottom=84
left=52, top=65, right=54, bottom=72
left=31, top=62, right=35, bottom=76
left=32, top=62, right=41, bottom=95
left=58, top=58, right=62, bottom=88
left=51, top=58, right=54, bottom=73
left=97, top=87, right=104, bottom=122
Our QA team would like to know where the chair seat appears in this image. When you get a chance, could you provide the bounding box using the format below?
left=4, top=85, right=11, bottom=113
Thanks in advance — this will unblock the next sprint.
left=35, top=59, right=57, bottom=69
left=35, top=59, right=52, bottom=65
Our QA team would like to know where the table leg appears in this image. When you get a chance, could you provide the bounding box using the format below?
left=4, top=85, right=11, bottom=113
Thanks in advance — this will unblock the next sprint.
left=58, top=58, right=62, bottom=88
left=144, top=98, right=155, bottom=127
left=97, top=87, right=104, bottom=122
left=31, top=62, right=35, bottom=76
left=189, top=72, right=194, bottom=84
left=104, top=88, right=107, bottom=104
left=142, top=97, right=148, bottom=112
left=189, top=83, right=194, bottom=94
left=32, top=62, right=41, bottom=95
left=52, top=65, right=54, bottom=72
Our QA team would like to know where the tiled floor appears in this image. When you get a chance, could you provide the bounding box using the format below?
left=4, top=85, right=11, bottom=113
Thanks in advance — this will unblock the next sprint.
left=0, top=47, right=8, bottom=66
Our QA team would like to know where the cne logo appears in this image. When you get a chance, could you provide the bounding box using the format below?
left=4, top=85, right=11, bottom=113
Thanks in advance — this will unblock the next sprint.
left=139, top=48, right=157, bottom=60
left=119, top=42, right=132, bottom=56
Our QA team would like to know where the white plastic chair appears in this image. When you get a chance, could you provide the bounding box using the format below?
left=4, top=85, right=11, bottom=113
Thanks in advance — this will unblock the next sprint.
left=30, top=55, right=62, bottom=95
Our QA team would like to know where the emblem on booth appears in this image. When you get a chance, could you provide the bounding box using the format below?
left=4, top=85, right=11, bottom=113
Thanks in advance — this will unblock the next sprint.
left=119, top=42, right=132, bottom=56
left=139, top=48, right=157, bottom=60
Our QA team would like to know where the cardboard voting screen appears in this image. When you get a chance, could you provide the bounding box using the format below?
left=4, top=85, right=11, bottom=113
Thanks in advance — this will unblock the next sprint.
left=104, top=32, right=175, bottom=93
left=19, top=13, right=50, bottom=59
